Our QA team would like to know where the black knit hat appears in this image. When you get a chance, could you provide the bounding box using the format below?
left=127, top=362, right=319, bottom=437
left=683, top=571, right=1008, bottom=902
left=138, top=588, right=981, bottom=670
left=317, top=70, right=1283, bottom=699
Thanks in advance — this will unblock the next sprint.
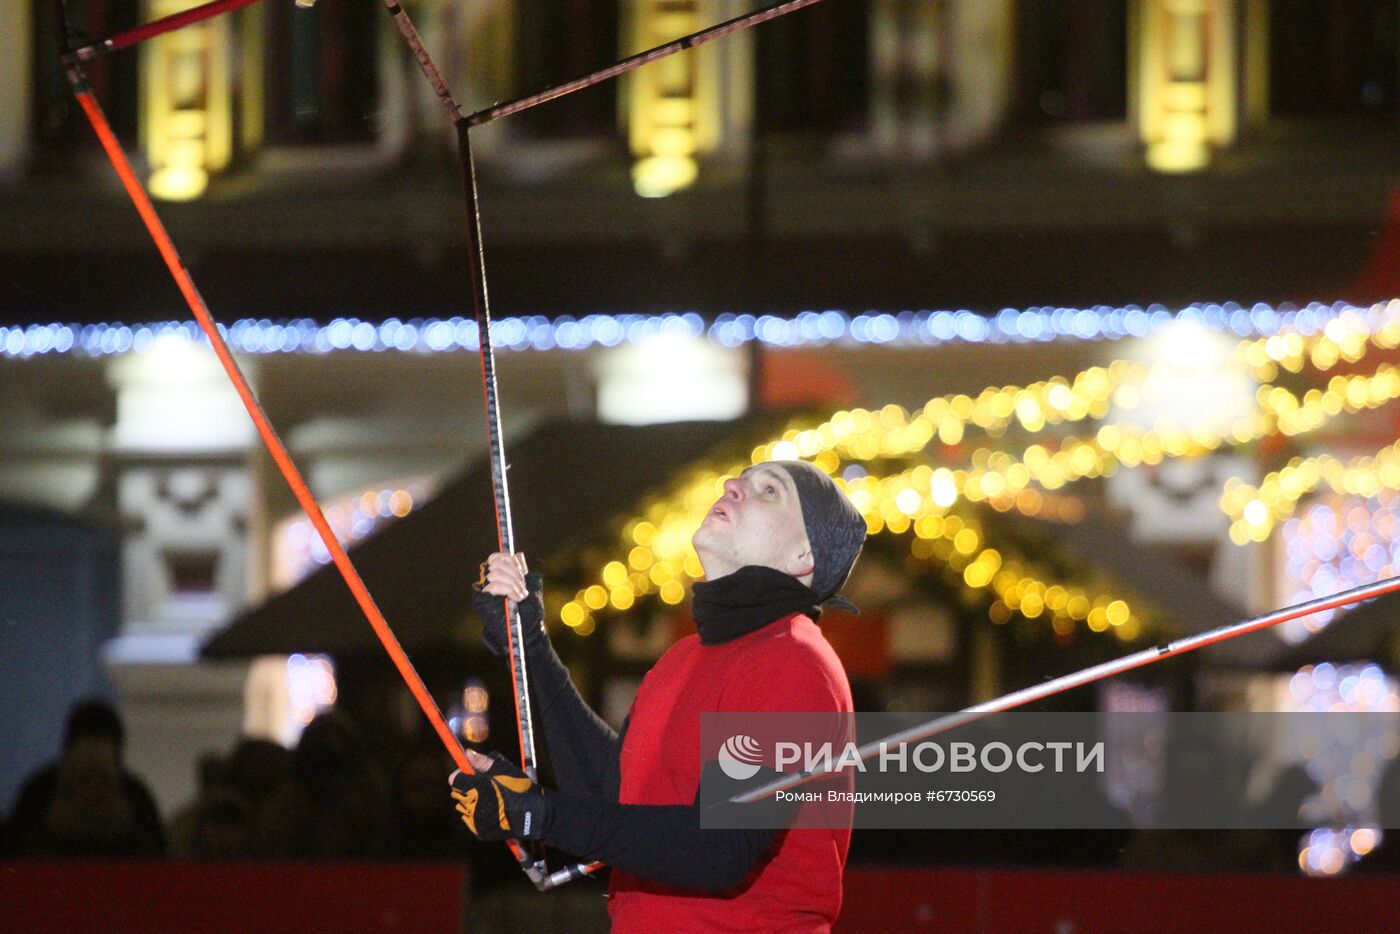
left=774, top=460, right=866, bottom=611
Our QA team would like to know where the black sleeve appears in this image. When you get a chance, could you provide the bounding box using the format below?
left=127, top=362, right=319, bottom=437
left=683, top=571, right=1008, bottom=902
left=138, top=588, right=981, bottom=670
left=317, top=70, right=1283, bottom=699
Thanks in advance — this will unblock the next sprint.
left=543, top=790, right=782, bottom=893
left=526, top=639, right=624, bottom=800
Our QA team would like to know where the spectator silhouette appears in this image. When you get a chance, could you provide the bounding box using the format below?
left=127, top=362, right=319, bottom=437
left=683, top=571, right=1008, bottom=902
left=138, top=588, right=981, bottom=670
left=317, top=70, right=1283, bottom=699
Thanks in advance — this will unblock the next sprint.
left=174, top=788, right=255, bottom=860
left=387, top=743, right=472, bottom=860
left=253, top=709, right=391, bottom=859
left=1118, top=727, right=1266, bottom=871
left=223, top=738, right=293, bottom=814
left=1243, top=764, right=1319, bottom=872
left=169, top=737, right=293, bottom=857
left=1378, top=753, right=1400, bottom=831
left=6, top=699, right=164, bottom=858
left=1355, top=754, right=1400, bottom=872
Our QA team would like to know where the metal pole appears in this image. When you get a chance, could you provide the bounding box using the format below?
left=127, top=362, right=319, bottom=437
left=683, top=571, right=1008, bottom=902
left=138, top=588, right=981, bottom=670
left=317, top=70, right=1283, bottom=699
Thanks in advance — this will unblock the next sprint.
left=733, top=571, right=1400, bottom=802
left=464, top=0, right=826, bottom=127
left=370, top=0, right=602, bottom=890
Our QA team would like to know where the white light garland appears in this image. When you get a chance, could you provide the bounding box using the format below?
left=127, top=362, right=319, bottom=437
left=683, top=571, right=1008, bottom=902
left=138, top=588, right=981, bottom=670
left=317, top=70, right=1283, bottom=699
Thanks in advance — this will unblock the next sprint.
left=0, top=299, right=1375, bottom=360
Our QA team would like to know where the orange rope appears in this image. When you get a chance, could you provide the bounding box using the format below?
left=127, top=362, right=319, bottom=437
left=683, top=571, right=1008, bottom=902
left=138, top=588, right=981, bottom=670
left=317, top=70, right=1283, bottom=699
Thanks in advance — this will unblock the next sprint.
left=66, top=77, right=540, bottom=863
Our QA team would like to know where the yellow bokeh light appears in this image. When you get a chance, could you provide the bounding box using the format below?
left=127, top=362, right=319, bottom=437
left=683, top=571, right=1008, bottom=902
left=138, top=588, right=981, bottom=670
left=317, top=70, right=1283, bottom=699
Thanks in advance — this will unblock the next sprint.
left=583, top=585, right=609, bottom=610
left=560, top=602, right=585, bottom=627
left=952, top=528, right=980, bottom=556
left=929, top=469, right=958, bottom=508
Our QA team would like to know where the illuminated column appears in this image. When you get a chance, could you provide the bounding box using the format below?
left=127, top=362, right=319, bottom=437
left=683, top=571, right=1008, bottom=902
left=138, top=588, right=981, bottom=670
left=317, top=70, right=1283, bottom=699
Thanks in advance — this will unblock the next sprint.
left=437, top=0, right=515, bottom=157
left=1132, top=0, right=1239, bottom=173
left=140, top=0, right=235, bottom=200
left=869, top=0, right=1014, bottom=158
left=944, top=0, right=1015, bottom=151
left=623, top=0, right=751, bottom=197
left=1240, top=0, right=1269, bottom=127
left=0, top=0, right=32, bottom=179
left=238, top=5, right=266, bottom=157
left=869, top=0, right=942, bottom=156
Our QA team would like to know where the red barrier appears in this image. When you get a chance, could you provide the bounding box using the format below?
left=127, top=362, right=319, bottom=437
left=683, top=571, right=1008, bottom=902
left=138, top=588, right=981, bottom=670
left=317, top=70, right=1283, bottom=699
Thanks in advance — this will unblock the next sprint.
left=4, top=862, right=1395, bottom=932
left=839, top=867, right=1400, bottom=933
left=0, top=862, right=466, bottom=933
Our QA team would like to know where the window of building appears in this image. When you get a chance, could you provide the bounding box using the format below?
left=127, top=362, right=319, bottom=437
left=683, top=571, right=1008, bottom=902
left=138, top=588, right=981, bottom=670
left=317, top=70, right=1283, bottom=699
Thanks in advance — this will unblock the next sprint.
left=31, top=1, right=141, bottom=159
left=264, top=0, right=381, bottom=144
left=756, top=0, right=869, bottom=135
left=1270, top=0, right=1399, bottom=116
left=513, top=0, right=620, bottom=139
left=1012, top=0, right=1128, bottom=124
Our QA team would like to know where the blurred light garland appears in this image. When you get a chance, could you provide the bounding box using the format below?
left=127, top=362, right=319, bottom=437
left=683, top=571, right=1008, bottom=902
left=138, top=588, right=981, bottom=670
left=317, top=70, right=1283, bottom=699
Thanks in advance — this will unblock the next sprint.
left=903, top=511, right=1143, bottom=641
left=554, top=363, right=1155, bottom=635
left=796, top=363, right=1144, bottom=455
left=1254, top=365, right=1400, bottom=438
left=277, top=482, right=426, bottom=588
left=555, top=430, right=1148, bottom=638
left=559, top=319, right=1400, bottom=636
left=556, top=454, right=1145, bottom=641
left=1223, top=430, right=1400, bottom=543
left=0, top=299, right=1385, bottom=360
left=1236, top=301, right=1400, bottom=382
left=40, top=300, right=1386, bottom=637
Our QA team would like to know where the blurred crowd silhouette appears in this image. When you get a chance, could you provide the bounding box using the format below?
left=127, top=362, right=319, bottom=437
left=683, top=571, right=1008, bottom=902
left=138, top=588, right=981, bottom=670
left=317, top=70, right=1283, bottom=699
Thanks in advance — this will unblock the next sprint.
left=2, top=699, right=471, bottom=863
left=5, top=697, right=1400, bottom=877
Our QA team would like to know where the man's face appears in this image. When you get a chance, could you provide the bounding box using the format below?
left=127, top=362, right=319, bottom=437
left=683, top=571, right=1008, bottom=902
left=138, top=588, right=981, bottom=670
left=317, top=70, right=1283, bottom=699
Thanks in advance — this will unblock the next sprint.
left=692, top=462, right=814, bottom=583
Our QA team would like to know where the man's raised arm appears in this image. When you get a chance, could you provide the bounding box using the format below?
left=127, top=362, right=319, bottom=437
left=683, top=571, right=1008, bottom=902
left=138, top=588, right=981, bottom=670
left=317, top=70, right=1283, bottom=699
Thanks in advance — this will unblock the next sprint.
left=474, top=552, right=622, bottom=799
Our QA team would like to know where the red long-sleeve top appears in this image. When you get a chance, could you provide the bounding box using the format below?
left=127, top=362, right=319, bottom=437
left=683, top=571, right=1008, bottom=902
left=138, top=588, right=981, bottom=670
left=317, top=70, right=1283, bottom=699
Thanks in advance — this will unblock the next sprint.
left=606, top=611, right=854, bottom=932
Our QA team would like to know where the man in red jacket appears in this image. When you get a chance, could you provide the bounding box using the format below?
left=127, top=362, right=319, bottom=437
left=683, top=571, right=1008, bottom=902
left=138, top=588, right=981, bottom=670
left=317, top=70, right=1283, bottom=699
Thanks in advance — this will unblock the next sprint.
left=453, top=460, right=865, bottom=931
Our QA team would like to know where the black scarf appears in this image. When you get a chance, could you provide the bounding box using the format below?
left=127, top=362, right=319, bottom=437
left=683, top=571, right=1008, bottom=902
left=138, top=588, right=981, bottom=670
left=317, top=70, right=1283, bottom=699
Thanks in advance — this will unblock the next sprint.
left=690, top=565, right=823, bottom=646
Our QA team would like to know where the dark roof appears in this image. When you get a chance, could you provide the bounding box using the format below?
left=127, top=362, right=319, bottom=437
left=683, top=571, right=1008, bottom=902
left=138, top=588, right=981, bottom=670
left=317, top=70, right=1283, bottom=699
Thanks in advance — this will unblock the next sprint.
left=1022, top=513, right=1400, bottom=671
left=1017, top=514, right=1275, bottom=667
left=0, top=498, right=117, bottom=539
left=202, top=417, right=755, bottom=658
left=1266, top=591, right=1400, bottom=672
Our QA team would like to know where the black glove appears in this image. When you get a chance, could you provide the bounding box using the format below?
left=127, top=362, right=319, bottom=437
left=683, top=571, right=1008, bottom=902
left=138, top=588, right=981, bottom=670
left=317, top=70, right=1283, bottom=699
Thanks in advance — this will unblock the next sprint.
left=449, top=752, right=552, bottom=841
left=471, top=570, right=547, bottom=657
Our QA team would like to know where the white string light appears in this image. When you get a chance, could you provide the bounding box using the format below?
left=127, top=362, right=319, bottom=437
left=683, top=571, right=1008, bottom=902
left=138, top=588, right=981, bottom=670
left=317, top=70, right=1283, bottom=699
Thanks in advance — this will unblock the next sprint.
left=0, top=299, right=1376, bottom=360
